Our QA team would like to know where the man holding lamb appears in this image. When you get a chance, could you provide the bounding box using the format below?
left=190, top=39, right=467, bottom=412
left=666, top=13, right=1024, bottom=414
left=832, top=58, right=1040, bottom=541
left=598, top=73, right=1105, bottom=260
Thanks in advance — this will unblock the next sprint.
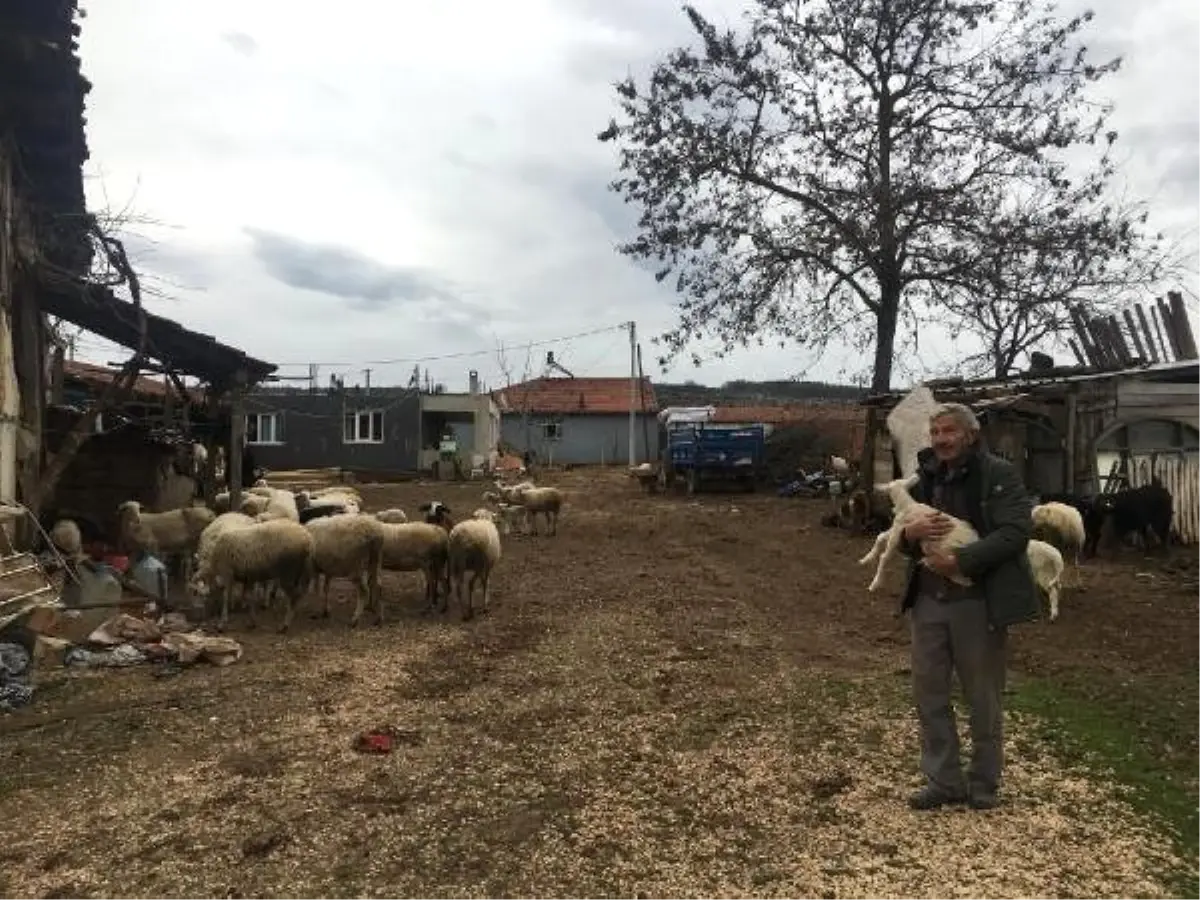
left=897, top=403, right=1040, bottom=811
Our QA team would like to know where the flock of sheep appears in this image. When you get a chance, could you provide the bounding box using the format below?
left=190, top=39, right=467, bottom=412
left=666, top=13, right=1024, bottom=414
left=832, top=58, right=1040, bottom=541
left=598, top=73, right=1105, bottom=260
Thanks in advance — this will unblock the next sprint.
left=57, top=475, right=566, bottom=633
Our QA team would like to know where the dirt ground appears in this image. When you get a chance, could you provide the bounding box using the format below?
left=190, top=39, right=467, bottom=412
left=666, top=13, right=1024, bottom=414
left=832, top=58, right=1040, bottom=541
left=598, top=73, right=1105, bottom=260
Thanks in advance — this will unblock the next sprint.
left=0, top=468, right=1195, bottom=898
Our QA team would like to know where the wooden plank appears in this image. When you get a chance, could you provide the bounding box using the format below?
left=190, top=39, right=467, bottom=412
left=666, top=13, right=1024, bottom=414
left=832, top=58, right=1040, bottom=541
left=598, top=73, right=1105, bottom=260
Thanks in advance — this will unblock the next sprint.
left=1150, top=304, right=1173, bottom=362
left=1069, top=305, right=1103, bottom=367
left=1156, top=297, right=1183, bottom=360
left=1168, top=291, right=1199, bottom=360
left=1086, top=317, right=1115, bottom=367
left=1106, top=315, right=1133, bottom=366
left=1135, top=304, right=1161, bottom=363
left=1067, top=339, right=1087, bottom=367
left=1122, top=309, right=1148, bottom=363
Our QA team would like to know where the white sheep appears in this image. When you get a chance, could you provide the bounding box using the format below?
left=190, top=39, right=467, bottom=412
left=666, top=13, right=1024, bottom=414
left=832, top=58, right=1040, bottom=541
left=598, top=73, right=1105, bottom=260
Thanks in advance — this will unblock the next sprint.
left=252, top=487, right=300, bottom=522
left=191, top=518, right=314, bottom=632
left=194, top=512, right=258, bottom=614
left=492, top=479, right=535, bottom=503
left=305, top=514, right=385, bottom=626
left=1026, top=539, right=1065, bottom=622
left=857, top=476, right=980, bottom=593
left=447, top=513, right=502, bottom=621
left=377, top=522, right=451, bottom=615
left=1031, top=501, right=1084, bottom=587
left=830, top=455, right=849, bottom=474
left=511, top=486, right=564, bottom=536
left=117, top=500, right=217, bottom=588
left=373, top=508, right=408, bottom=524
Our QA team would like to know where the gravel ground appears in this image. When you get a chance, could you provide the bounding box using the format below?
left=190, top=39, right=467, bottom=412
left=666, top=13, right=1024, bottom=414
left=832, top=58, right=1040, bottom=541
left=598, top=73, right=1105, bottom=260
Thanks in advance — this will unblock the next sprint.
left=0, top=468, right=1193, bottom=898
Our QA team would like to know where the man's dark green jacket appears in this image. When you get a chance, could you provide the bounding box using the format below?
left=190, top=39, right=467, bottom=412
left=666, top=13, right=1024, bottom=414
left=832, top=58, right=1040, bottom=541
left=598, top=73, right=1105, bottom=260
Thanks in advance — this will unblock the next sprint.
left=899, top=445, right=1041, bottom=628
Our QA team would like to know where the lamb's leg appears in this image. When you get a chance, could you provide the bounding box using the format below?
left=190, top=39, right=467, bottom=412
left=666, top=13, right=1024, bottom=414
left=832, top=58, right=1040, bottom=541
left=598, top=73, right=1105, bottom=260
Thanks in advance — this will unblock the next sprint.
left=1047, top=578, right=1060, bottom=622
left=278, top=585, right=296, bottom=633
left=858, top=529, right=890, bottom=567
left=549, top=509, right=558, bottom=536
left=867, top=525, right=906, bottom=593
left=529, top=511, right=539, bottom=536
left=321, top=572, right=334, bottom=619
left=480, top=571, right=491, bottom=614
left=372, top=570, right=385, bottom=627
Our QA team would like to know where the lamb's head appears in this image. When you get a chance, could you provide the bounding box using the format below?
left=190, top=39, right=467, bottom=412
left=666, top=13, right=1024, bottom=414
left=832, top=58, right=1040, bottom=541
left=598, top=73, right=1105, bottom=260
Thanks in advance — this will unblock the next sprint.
left=482, top=490, right=501, bottom=505
left=876, top=474, right=919, bottom=499
left=472, top=508, right=498, bottom=523
left=116, top=500, right=143, bottom=521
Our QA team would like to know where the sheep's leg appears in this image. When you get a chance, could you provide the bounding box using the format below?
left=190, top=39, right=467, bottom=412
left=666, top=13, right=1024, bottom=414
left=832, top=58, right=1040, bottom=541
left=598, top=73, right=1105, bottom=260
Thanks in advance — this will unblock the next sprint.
left=549, top=509, right=558, bottom=536
left=320, top=572, right=334, bottom=619
left=529, top=511, right=539, bottom=536
left=459, top=572, right=473, bottom=622
left=278, top=585, right=297, bottom=633
left=480, top=571, right=491, bottom=614
left=350, top=575, right=366, bottom=628
left=1047, top=577, right=1061, bottom=622
left=867, top=526, right=905, bottom=593
left=246, top=581, right=259, bottom=630
left=218, top=583, right=232, bottom=632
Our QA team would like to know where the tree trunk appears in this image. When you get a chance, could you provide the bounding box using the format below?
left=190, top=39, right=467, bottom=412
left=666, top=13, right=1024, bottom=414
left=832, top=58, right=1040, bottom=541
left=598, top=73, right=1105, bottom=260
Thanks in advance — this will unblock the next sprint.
left=858, top=285, right=901, bottom=512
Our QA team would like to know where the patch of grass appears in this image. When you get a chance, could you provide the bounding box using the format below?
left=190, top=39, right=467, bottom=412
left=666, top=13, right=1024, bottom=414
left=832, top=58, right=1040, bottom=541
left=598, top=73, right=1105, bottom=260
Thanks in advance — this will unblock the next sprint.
left=1009, top=673, right=1199, bottom=898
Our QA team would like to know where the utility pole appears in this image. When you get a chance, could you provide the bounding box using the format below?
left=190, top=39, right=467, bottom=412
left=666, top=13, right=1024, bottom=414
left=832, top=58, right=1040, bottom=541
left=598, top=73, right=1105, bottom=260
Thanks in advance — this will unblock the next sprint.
left=627, top=320, right=637, bottom=467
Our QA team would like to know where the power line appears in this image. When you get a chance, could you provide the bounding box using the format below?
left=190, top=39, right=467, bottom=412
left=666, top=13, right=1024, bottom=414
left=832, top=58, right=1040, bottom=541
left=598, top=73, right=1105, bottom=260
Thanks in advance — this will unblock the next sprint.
left=273, top=323, right=628, bottom=368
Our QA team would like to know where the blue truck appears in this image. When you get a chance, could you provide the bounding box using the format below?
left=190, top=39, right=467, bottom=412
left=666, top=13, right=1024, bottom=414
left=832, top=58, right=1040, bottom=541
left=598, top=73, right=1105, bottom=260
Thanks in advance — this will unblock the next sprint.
left=661, top=421, right=768, bottom=494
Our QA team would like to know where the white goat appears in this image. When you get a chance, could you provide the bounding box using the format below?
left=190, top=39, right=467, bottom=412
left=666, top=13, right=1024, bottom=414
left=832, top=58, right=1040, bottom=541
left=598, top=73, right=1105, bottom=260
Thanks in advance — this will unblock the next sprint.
left=858, top=476, right=980, bottom=593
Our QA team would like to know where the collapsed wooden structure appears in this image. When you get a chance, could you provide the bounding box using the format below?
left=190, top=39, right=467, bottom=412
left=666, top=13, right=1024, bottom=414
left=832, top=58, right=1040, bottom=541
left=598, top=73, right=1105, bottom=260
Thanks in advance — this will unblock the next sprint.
left=0, top=0, right=275, bottom=544
left=862, top=299, right=1200, bottom=543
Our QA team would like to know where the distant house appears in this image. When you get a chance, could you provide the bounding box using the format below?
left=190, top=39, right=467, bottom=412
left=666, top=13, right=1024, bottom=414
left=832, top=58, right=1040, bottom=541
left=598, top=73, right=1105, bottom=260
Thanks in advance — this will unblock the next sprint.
left=243, top=378, right=500, bottom=477
left=244, top=385, right=422, bottom=475
left=495, top=377, right=659, bottom=465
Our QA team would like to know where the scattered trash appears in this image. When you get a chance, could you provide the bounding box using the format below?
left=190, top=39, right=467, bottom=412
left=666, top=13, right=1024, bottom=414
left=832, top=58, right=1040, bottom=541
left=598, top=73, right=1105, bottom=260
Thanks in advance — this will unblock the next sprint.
left=64, top=643, right=147, bottom=668
left=0, top=642, right=33, bottom=711
left=353, top=726, right=423, bottom=755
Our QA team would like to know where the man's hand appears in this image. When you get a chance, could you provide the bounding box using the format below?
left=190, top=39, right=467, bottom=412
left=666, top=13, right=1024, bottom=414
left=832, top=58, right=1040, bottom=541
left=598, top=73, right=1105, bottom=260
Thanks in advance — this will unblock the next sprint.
left=923, top=546, right=961, bottom=578
left=903, top=511, right=954, bottom=543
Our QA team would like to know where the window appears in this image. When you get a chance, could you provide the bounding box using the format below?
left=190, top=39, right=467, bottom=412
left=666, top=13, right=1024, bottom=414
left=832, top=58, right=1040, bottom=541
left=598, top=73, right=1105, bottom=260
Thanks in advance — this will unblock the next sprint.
left=542, top=421, right=562, bottom=440
left=344, top=409, right=384, bottom=444
left=246, top=412, right=281, bottom=445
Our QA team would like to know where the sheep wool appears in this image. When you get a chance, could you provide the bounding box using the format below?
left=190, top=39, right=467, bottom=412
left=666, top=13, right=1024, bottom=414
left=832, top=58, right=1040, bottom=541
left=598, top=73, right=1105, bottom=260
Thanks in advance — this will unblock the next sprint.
left=378, top=522, right=451, bottom=610
left=1026, top=539, right=1065, bottom=621
left=195, top=518, right=314, bottom=632
left=447, top=517, right=502, bottom=621
left=305, top=514, right=386, bottom=626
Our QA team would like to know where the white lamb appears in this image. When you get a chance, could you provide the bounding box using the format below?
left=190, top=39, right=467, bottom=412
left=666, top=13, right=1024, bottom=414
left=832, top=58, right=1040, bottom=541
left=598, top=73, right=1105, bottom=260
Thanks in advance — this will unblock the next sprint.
left=252, top=487, right=300, bottom=522
left=447, top=513, right=502, bottom=621
left=857, top=475, right=980, bottom=593
left=1031, top=502, right=1085, bottom=587
left=493, top=479, right=535, bottom=503
left=1026, top=539, right=1065, bottom=621
left=191, top=518, right=314, bottom=632
left=305, top=514, right=385, bottom=626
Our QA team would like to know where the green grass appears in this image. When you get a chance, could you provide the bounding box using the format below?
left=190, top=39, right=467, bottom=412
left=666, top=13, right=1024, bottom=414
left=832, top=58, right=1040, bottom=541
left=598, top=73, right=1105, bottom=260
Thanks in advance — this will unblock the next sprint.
left=1008, top=673, right=1199, bottom=898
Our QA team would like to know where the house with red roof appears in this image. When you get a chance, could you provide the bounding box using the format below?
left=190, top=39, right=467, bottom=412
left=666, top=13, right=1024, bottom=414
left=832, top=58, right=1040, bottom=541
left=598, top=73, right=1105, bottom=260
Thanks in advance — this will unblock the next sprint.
left=494, top=377, right=659, bottom=465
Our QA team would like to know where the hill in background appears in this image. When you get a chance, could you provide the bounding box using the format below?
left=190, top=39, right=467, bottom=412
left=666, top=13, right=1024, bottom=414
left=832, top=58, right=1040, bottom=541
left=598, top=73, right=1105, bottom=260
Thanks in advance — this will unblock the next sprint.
left=654, top=379, right=865, bottom=407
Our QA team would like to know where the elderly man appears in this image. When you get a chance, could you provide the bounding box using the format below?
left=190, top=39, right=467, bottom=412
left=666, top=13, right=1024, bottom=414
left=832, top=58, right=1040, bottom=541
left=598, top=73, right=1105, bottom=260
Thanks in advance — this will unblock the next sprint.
left=898, top=403, right=1040, bottom=810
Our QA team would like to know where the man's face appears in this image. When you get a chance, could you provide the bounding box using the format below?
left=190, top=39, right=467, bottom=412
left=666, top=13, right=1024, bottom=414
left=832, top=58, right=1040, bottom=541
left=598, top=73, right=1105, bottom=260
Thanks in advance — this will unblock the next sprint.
left=930, top=414, right=972, bottom=463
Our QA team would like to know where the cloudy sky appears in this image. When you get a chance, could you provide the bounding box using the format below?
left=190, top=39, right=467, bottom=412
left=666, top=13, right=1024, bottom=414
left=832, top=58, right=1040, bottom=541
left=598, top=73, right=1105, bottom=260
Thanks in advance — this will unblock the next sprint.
left=75, top=0, right=1198, bottom=391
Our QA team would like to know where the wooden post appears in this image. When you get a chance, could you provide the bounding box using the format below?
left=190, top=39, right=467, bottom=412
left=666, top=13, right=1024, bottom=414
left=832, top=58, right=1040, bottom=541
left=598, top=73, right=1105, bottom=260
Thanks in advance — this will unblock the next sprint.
left=1064, top=389, right=1077, bottom=493
left=228, top=371, right=248, bottom=512
left=1155, top=297, right=1182, bottom=360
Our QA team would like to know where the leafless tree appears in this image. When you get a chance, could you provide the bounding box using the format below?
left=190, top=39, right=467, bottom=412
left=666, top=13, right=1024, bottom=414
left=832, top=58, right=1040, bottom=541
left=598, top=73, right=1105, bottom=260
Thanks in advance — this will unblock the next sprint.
left=598, top=0, right=1160, bottom=475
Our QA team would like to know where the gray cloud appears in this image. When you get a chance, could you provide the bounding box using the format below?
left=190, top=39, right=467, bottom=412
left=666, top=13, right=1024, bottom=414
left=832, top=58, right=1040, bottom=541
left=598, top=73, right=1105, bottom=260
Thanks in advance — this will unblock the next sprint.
left=243, top=228, right=467, bottom=313
left=220, top=31, right=259, bottom=57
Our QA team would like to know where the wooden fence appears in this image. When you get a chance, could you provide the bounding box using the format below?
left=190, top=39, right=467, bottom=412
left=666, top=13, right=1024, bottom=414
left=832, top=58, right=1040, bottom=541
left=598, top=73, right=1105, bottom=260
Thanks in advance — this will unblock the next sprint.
left=1125, top=454, right=1199, bottom=545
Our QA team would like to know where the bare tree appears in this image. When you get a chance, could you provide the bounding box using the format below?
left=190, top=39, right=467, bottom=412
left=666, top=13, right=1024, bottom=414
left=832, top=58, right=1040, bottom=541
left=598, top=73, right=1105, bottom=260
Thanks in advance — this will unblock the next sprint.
left=493, top=337, right=536, bottom=456
left=598, top=0, right=1157, bottom=474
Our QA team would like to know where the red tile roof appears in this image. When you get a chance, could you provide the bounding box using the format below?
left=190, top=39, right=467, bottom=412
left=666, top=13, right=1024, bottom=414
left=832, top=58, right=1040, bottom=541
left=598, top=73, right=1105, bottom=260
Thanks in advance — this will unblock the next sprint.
left=63, top=359, right=204, bottom=404
left=496, top=377, right=658, bottom=415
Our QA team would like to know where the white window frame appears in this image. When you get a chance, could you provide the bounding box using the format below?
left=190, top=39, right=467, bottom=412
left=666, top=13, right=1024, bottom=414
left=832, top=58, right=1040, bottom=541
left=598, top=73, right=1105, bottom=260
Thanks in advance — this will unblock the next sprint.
left=542, top=421, right=562, bottom=441
left=245, top=412, right=282, bottom=445
left=344, top=408, right=385, bottom=444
